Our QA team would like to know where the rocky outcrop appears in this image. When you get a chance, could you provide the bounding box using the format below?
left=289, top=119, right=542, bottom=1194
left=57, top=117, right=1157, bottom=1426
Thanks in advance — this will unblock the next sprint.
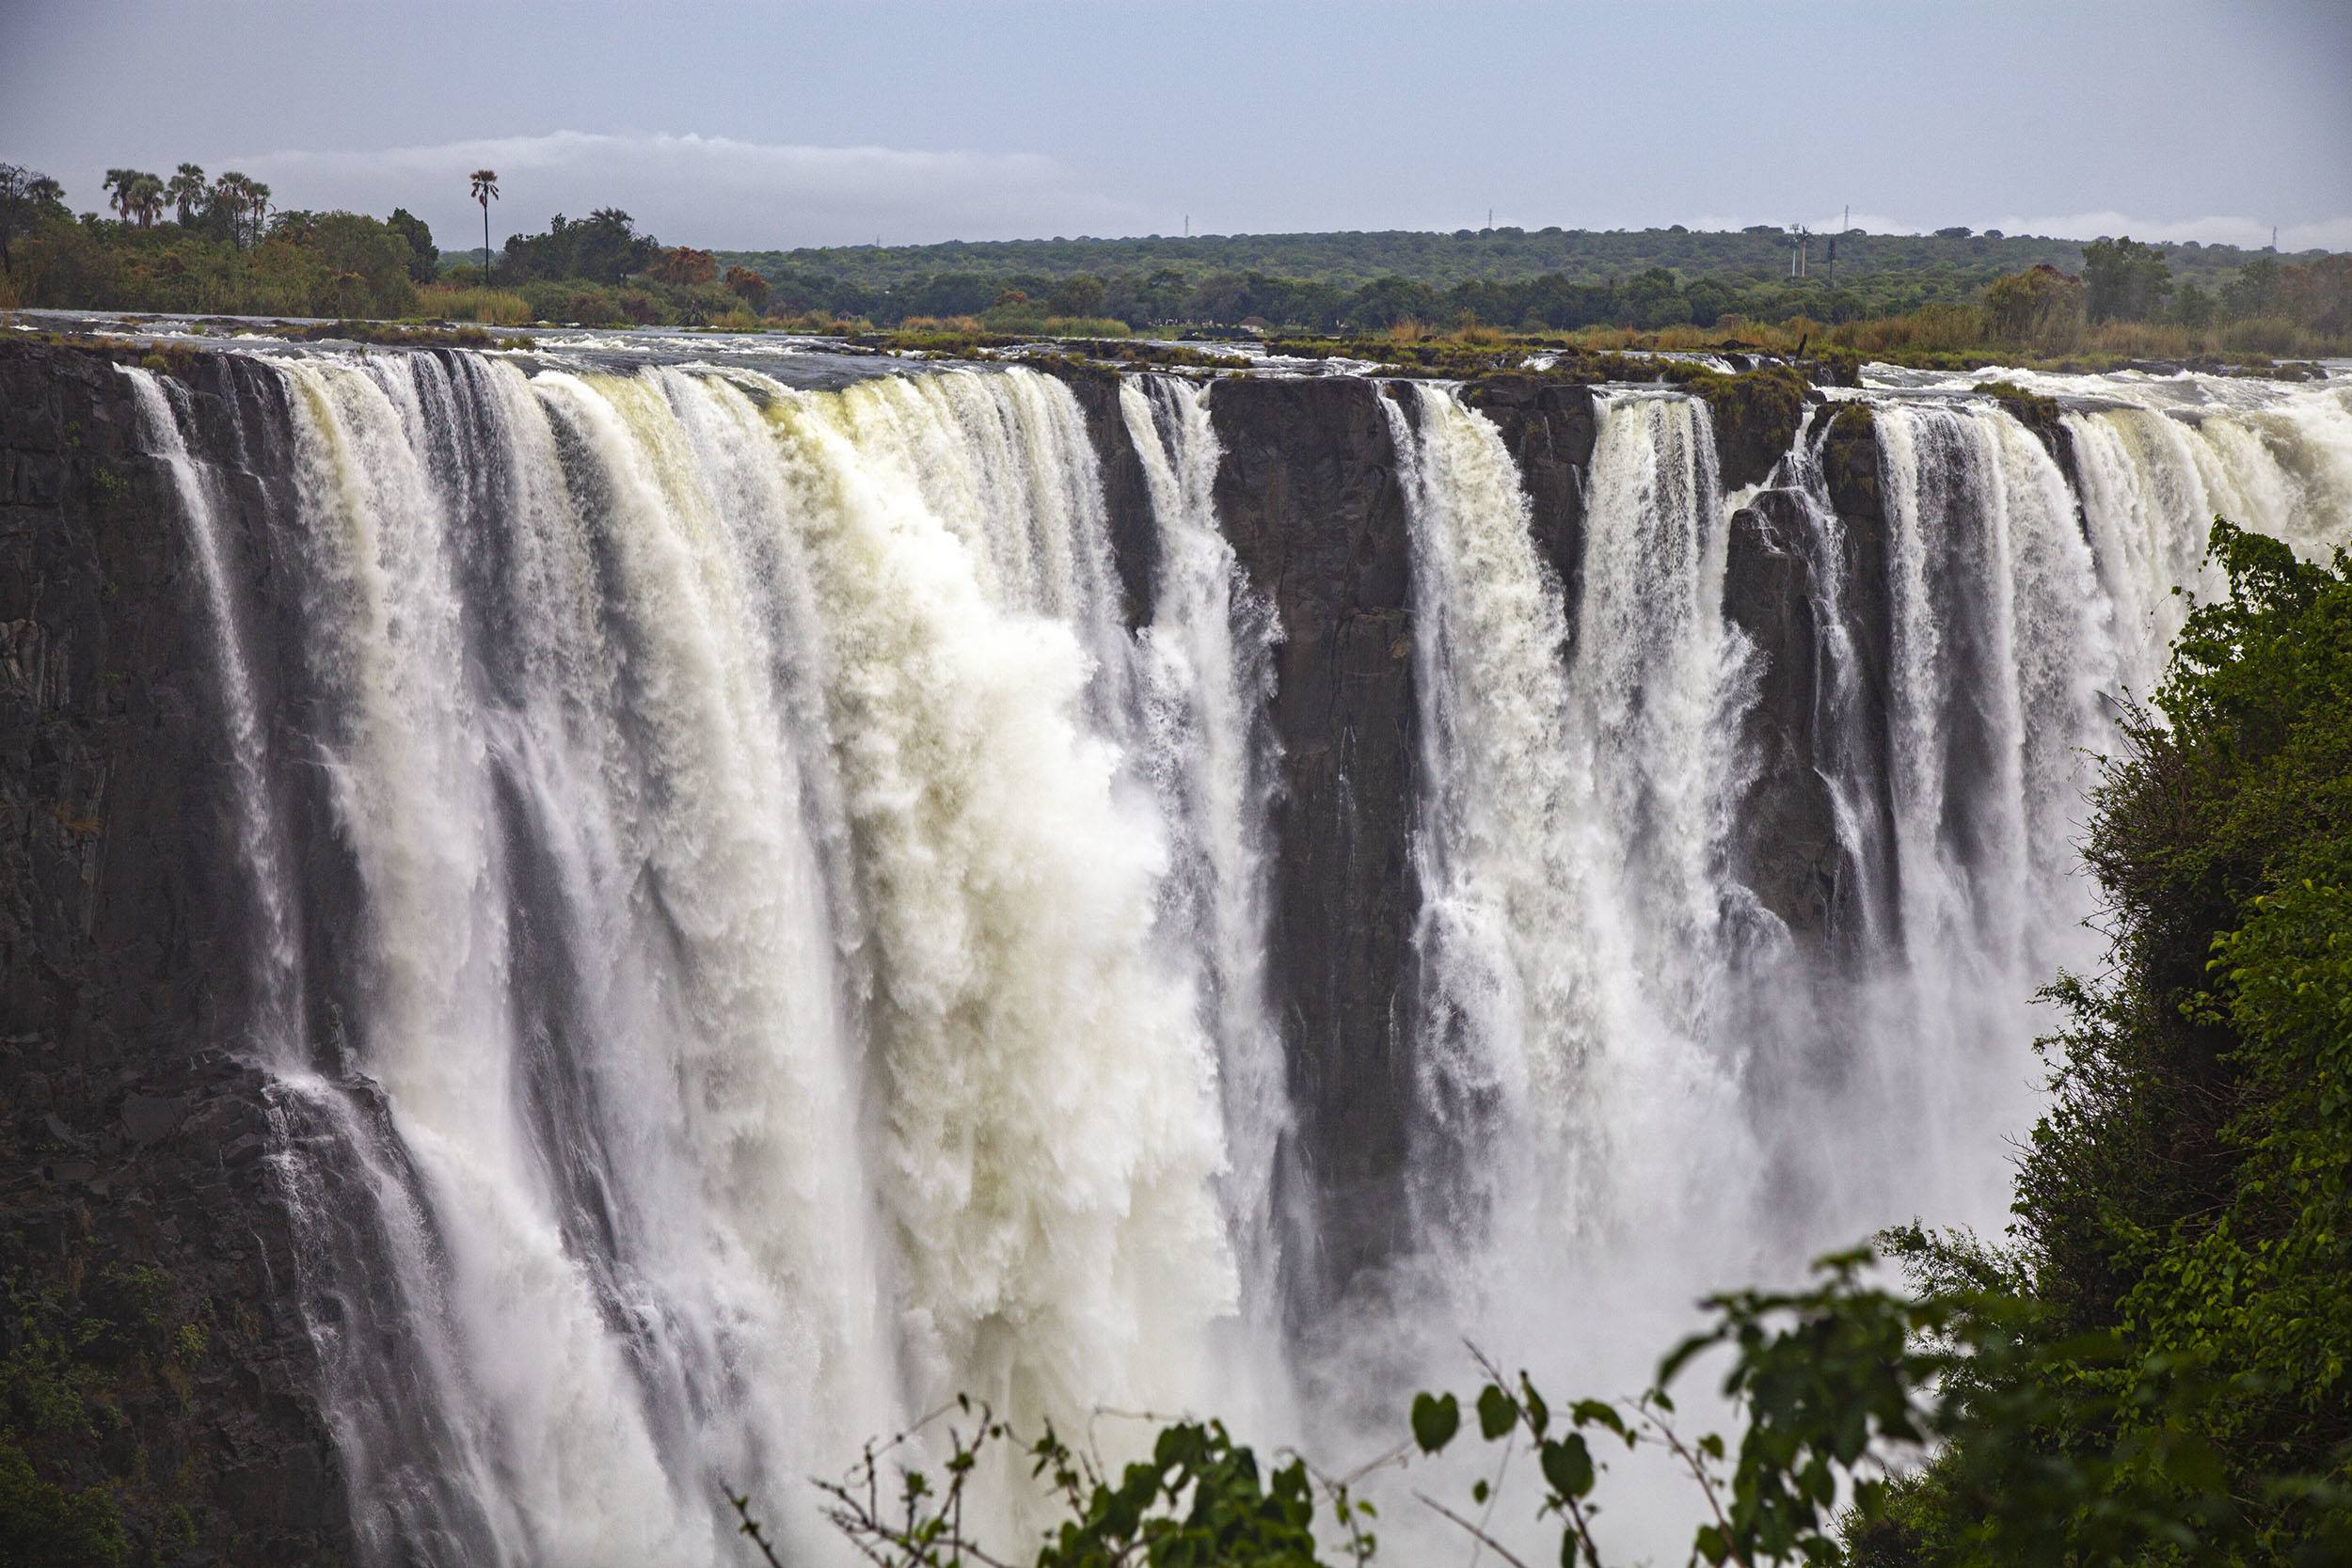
left=1693, top=365, right=1815, bottom=493
left=1464, top=377, right=1599, bottom=613
left=1204, top=375, right=1421, bottom=1306
left=1040, top=361, right=1159, bottom=626
left=1722, top=404, right=1903, bottom=954
left=0, top=343, right=347, bottom=1564
left=1724, top=489, right=1840, bottom=941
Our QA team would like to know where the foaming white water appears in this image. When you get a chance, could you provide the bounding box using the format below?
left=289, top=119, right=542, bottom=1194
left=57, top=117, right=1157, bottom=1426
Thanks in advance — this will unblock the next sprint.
left=2064, top=389, right=2352, bottom=695
left=1120, top=375, right=1292, bottom=1338
left=1373, top=383, right=1776, bottom=1561
left=1876, top=402, right=2113, bottom=974
left=745, top=369, right=1235, bottom=1441
left=225, top=355, right=1239, bottom=1562
left=1374, top=380, right=1754, bottom=1496
left=1855, top=401, right=2111, bottom=1215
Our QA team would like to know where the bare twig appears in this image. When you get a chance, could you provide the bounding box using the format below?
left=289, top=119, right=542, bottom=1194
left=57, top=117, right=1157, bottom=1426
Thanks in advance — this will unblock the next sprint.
left=1415, top=1490, right=1538, bottom=1568
left=1639, top=1402, right=1752, bottom=1568
left=726, top=1488, right=787, bottom=1568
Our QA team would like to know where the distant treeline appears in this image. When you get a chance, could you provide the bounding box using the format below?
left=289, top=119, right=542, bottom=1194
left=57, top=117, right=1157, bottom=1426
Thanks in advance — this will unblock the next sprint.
left=720, top=224, right=2333, bottom=331
left=728, top=247, right=2346, bottom=340
left=4, top=159, right=2345, bottom=348
left=726, top=224, right=2285, bottom=293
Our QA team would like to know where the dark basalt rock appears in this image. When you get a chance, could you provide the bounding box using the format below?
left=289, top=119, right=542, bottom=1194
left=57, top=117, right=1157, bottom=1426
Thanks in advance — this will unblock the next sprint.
left=1204, top=374, right=1421, bottom=1308
left=1464, top=377, right=1599, bottom=614
left=1724, top=490, right=1839, bottom=941
left=0, top=342, right=348, bottom=1565
left=1692, top=365, right=1816, bottom=493
left=1037, top=361, right=1158, bottom=626
left=1817, top=404, right=1900, bottom=947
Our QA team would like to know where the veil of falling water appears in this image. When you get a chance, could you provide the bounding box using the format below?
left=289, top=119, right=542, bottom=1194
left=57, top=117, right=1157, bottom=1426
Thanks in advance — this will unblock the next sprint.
left=118, top=343, right=2352, bottom=1565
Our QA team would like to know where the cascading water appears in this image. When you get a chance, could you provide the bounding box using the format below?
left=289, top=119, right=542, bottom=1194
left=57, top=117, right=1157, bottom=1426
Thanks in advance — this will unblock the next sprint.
left=118, top=336, right=2351, bottom=1566
left=136, top=353, right=1248, bottom=1564
left=1379, top=384, right=1755, bottom=1267
left=1120, top=375, right=1293, bottom=1340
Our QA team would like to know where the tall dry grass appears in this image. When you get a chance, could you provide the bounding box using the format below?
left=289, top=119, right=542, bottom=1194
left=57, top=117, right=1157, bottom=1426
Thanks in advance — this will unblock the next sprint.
left=416, top=283, right=533, bottom=325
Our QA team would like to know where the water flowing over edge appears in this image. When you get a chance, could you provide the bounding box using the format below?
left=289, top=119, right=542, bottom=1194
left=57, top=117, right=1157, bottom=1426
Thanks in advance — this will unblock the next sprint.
left=118, top=352, right=2352, bottom=1564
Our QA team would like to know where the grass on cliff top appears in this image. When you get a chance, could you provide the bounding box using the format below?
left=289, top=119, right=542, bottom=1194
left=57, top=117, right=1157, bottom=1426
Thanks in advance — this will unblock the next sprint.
left=1262, top=308, right=2340, bottom=379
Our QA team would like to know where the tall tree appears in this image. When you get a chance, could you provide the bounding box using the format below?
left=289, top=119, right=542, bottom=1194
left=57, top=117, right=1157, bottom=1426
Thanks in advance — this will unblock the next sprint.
left=2081, top=235, right=2173, bottom=322
left=128, top=173, right=166, bottom=230
left=469, top=167, right=500, bottom=286
left=213, top=171, right=253, bottom=245
left=166, top=163, right=207, bottom=225
left=102, top=168, right=144, bottom=223
left=387, top=207, right=438, bottom=283
left=0, top=163, right=67, bottom=269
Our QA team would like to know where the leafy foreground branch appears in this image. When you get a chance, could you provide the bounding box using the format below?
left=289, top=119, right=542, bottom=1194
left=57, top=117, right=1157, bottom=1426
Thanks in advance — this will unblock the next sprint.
left=782, top=1244, right=2344, bottom=1568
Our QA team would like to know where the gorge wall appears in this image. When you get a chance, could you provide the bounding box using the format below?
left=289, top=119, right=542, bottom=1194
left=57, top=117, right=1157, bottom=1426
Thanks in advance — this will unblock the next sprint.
left=2, top=336, right=2345, bottom=1566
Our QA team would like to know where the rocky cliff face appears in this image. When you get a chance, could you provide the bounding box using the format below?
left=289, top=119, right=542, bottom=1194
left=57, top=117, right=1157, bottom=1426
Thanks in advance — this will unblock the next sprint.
left=1200, top=375, right=1422, bottom=1307
left=0, top=342, right=348, bottom=1565
left=0, top=340, right=1898, bottom=1559
left=1721, top=404, right=1897, bottom=953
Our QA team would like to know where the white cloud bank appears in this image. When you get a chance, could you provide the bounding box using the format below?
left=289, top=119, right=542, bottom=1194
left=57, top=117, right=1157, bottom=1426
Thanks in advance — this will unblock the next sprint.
left=239, top=130, right=1155, bottom=249
left=1976, top=211, right=2352, bottom=252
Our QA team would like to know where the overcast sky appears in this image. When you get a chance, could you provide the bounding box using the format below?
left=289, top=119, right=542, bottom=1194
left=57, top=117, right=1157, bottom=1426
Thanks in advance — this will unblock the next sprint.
left=6, top=0, right=2348, bottom=254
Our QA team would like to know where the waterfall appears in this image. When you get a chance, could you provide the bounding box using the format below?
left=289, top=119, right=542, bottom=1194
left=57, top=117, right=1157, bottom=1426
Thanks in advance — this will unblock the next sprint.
left=1382, top=383, right=1755, bottom=1254
left=122, top=368, right=305, bottom=1050
left=119, top=338, right=2352, bottom=1567
left=162, top=353, right=1242, bottom=1564
left=1120, top=374, right=1292, bottom=1338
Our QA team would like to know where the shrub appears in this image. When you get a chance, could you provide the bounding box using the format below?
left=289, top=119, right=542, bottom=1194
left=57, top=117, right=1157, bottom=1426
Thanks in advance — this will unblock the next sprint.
left=517, top=277, right=627, bottom=325
left=0, top=1439, right=126, bottom=1568
left=1982, top=263, right=2086, bottom=352
left=415, top=283, right=531, bottom=325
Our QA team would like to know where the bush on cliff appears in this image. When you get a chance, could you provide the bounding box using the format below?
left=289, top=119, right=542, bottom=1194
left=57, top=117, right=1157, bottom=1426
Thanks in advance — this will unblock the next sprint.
left=0, top=1438, right=126, bottom=1568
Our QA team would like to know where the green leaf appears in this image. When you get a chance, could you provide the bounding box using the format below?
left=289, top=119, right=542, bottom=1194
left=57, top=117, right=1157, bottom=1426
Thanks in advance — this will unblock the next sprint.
left=1411, top=1391, right=1461, bottom=1453
left=1540, top=1434, right=1595, bottom=1499
left=1471, top=1479, right=1489, bottom=1505
left=1519, top=1373, right=1551, bottom=1435
left=1478, top=1384, right=1519, bottom=1440
left=1695, top=1523, right=1731, bottom=1565
left=1569, top=1400, right=1628, bottom=1439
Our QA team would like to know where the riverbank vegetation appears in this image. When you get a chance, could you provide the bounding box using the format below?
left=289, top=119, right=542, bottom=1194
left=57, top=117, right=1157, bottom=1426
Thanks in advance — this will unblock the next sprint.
left=7, top=160, right=2344, bottom=365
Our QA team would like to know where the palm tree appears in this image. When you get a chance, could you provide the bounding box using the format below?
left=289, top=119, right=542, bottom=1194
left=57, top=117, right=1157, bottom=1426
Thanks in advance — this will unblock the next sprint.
left=248, top=181, right=271, bottom=241
left=469, top=167, right=500, bottom=287
left=214, top=171, right=252, bottom=245
left=167, top=163, right=207, bottom=225
left=129, top=173, right=166, bottom=229
left=103, top=168, right=139, bottom=223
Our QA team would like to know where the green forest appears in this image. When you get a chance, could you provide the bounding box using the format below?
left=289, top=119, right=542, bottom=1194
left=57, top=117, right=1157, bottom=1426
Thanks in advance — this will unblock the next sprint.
left=5, top=159, right=2348, bottom=362
left=719, top=224, right=2303, bottom=325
